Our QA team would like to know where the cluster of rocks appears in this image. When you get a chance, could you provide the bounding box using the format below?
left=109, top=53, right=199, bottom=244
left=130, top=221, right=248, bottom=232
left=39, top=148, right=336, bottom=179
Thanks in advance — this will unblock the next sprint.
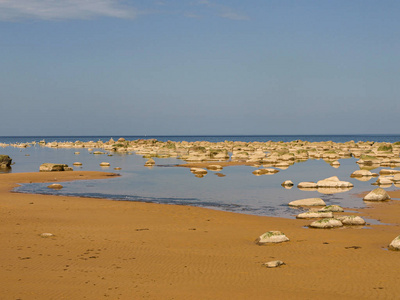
left=3, top=139, right=400, bottom=169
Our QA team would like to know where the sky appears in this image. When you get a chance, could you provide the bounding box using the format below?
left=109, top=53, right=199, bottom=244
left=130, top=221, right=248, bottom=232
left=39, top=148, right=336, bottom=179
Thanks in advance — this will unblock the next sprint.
left=1, top=0, right=399, bottom=136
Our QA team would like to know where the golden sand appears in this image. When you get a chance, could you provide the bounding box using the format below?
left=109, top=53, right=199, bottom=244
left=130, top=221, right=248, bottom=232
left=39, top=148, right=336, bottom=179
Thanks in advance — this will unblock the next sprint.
left=1, top=171, right=400, bottom=299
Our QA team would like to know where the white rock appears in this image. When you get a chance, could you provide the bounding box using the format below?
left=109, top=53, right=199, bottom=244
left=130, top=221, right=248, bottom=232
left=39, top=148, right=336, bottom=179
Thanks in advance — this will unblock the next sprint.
left=297, top=182, right=318, bottom=188
left=318, top=205, right=344, bottom=212
left=263, top=260, right=285, bottom=268
left=40, top=233, right=54, bottom=238
left=288, top=198, right=326, bottom=207
left=296, top=211, right=333, bottom=219
left=255, top=231, right=289, bottom=245
left=363, top=188, right=391, bottom=201
left=389, top=235, right=400, bottom=251
left=99, top=162, right=110, bottom=166
left=309, top=218, right=343, bottom=229
left=336, top=216, right=366, bottom=225
left=316, top=176, right=354, bottom=188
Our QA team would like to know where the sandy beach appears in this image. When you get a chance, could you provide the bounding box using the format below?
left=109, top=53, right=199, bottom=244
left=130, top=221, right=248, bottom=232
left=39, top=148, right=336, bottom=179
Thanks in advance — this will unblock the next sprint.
left=1, top=171, right=400, bottom=299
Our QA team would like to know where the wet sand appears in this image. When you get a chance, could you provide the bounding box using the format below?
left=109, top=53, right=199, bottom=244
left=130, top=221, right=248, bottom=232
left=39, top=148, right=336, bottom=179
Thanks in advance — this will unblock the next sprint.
left=1, top=171, right=400, bottom=299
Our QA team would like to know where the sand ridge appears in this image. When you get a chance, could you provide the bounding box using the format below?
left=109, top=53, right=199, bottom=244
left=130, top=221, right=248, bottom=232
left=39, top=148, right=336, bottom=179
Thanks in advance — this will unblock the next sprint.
left=1, top=171, right=400, bottom=299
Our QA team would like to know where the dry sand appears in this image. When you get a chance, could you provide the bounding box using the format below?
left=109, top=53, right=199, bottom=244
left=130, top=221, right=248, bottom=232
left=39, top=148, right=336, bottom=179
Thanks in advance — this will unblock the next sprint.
left=1, top=171, right=400, bottom=299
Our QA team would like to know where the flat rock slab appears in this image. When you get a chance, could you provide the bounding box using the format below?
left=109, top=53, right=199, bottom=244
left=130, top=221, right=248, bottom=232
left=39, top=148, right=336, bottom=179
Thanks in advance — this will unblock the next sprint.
left=289, top=198, right=326, bottom=207
left=318, top=205, right=344, bottom=212
left=296, top=211, right=333, bottom=219
left=255, top=231, right=289, bottom=245
left=363, top=188, right=391, bottom=201
left=39, top=163, right=72, bottom=172
left=47, top=184, right=63, bottom=189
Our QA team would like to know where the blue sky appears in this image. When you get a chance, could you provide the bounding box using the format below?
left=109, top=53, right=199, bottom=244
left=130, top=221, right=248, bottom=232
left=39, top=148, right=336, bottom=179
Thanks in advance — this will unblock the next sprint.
left=1, top=0, right=399, bottom=136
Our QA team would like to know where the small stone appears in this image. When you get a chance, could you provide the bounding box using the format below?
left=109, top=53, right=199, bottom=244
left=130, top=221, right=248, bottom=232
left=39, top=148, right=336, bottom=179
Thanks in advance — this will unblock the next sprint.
left=255, top=231, right=289, bottom=245
left=281, top=180, right=294, bottom=187
left=114, top=167, right=122, bottom=170
left=263, top=260, right=285, bottom=268
left=296, top=211, right=333, bottom=219
left=40, top=233, right=54, bottom=238
left=73, top=162, right=82, bottom=165
left=318, top=205, right=344, bottom=212
left=100, top=162, right=110, bottom=167
left=144, top=158, right=155, bottom=167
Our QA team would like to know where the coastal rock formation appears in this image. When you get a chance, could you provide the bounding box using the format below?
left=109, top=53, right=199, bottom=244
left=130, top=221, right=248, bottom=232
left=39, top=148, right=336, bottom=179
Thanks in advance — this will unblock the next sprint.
left=296, top=211, right=333, bottom=219
left=309, top=218, right=343, bottom=229
left=389, top=235, right=400, bottom=251
left=0, top=155, right=12, bottom=168
left=336, top=216, right=366, bottom=225
left=263, top=260, right=285, bottom=268
left=255, top=231, right=289, bottom=245
left=363, top=188, right=391, bottom=201
left=39, top=163, right=72, bottom=172
left=288, top=198, right=326, bottom=207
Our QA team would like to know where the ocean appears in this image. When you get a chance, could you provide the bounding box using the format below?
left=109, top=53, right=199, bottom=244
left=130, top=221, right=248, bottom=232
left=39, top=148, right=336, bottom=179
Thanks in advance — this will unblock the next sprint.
left=1, top=135, right=399, bottom=219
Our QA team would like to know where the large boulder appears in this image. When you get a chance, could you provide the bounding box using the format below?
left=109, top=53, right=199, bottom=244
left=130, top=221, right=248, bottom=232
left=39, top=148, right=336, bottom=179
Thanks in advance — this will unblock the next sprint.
left=255, top=231, right=289, bottom=245
left=0, top=155, right=12, bottom=168
left=288, top=198, right=326, bottom=207
left=39, top=163, right=72, bottom=172
left=363, top=188, right=391, bottom=201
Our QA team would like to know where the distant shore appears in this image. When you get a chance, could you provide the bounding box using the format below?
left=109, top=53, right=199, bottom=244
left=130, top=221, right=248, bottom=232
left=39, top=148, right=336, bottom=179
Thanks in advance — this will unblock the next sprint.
left=1, top=170, right=400, bottom=299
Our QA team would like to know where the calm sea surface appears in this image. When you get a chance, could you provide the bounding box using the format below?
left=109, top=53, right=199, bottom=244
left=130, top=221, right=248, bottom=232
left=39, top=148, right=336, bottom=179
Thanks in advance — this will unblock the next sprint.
left=1, top=135, right=400, bottom=219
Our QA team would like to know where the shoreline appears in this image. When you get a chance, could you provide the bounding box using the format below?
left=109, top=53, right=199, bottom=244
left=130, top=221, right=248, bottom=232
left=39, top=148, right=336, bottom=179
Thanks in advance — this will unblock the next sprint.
left=1, top=171, right=400, bottom=299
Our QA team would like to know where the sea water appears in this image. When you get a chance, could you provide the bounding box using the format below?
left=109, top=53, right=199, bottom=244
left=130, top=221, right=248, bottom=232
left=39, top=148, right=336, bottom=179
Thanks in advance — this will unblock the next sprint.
left=2, top=135, right=400, bottom=218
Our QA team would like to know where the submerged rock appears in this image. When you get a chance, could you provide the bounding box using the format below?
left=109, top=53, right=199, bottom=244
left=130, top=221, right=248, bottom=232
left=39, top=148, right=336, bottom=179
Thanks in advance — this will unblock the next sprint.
left=47, top=184, right=63, bottom=189
left=363, top=188, right=391, bottom=201
left=288, top=198, right=326, bottom=207
left=255, top=231, right=289, bottom=245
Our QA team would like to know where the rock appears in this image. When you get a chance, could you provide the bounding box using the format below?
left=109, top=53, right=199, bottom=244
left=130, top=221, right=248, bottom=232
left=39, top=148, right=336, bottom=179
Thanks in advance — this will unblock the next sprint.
left=255, top=231, right=289, bottom=245
left=39, top=163, right=71, bottom=172
left=297, top=182, right=318, bottom=189
left=281, top=180, right=294, bottom=187
left=252, top=168, right=279, bottom=175
left=351, top=170, right=373, bottom=177
left=47, top=184, right=63, bottom=189
left=336, top=216, right=366, bottom=225
left=316, top=176, right=353, bottom=188
left=363, top=188, right=391, bottom=201
left=190, top=168, right=208, bottom=175
left=40, top=233, right=54, bottom=238
left=389, top=235, right=400, bottom=251
left=114, top=167, right=122, bottom=170
left=207, top=164, right=223, bottom=171
left=74, top=152, right=80, bottom=155
left=309, top=218, right=343, bottom=229
left=99, top=162, right=110, bottom=166
left=296, top=211, right=333, bottom=219
left=288, top=198, right=326, bottom=207
left=380, top=169, right=400, bottom=175
left=375, top=176, right=393, bottom=186
left=263, top=260, right=285, bottom=268
left=318, top=205, right=344, bottom=212
left=73, top=162, right=82, bottom=165
left=144, top=158, right=155, bottom=166
left=93, top=151, right=105, bottom=155
left=0, top=155, right=12, bottom=168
